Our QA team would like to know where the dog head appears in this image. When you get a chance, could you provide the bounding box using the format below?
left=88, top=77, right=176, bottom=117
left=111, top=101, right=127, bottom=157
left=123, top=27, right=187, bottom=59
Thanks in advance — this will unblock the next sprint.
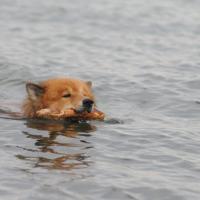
left=25, top=78, right=95, bottom=114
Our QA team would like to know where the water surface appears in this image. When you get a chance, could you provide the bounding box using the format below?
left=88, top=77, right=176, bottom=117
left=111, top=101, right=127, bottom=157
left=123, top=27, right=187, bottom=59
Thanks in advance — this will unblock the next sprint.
left=0, top=0, right=200, bottom=199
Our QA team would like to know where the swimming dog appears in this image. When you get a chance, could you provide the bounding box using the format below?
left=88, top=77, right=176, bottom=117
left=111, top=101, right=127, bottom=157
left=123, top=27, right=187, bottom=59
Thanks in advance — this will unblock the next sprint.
left=22, top=78, right=95, bottom=118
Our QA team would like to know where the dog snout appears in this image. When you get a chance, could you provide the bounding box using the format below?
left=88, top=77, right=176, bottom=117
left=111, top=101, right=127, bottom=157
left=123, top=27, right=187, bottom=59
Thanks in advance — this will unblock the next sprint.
left=82, top=99, right=94, bottom=112
left=83, top=99, right=94, bottom=107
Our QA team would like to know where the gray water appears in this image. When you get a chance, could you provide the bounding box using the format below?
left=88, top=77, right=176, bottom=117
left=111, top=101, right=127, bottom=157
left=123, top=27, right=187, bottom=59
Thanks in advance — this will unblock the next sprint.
left=0, top=0, right=200, bottom=199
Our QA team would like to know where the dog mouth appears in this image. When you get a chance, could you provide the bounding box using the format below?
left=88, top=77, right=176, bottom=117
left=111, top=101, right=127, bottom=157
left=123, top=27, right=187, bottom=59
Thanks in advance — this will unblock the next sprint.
left=74, top=105, right=93, bottom=113
left=85, top=106, right=93, bottom=113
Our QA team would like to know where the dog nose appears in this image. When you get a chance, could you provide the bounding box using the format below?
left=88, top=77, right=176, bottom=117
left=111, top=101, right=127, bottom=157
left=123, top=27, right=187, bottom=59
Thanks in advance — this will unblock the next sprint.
left=82, top=99, right=94, bottom=108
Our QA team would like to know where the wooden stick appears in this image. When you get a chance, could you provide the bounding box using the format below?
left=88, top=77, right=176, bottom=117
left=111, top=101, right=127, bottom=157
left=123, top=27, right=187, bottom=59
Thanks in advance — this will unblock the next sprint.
left=36, top=108, right=105, bottom=121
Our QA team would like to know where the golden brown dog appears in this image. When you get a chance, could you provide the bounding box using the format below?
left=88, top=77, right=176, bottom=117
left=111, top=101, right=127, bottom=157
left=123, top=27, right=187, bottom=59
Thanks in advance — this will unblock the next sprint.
left=22, top=78, right=95, bottom=118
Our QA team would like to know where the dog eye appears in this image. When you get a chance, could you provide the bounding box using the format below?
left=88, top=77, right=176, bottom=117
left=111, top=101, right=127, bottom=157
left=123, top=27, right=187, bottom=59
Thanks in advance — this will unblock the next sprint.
left=63, top=94, right=71, bottom=98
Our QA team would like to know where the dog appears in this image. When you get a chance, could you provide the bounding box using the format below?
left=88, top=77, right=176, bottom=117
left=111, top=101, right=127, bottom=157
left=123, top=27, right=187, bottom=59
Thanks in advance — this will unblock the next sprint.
left=22, top=78, right=95, bottom=118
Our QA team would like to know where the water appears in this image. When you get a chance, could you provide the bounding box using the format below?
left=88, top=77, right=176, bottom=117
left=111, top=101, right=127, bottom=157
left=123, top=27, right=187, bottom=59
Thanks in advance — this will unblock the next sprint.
left=0, top=0, right=200, bottom=199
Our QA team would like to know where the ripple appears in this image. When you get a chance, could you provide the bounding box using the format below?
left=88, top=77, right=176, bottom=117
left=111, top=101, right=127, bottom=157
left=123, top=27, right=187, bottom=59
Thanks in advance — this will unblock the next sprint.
left=0, top=0, right=200, bottom=199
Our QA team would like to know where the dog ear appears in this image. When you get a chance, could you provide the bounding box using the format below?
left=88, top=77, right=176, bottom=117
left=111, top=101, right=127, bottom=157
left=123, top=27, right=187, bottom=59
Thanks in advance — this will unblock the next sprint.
left=26, top=82, right=44, bottom=100
left=86, top=81, right=92, bottom=88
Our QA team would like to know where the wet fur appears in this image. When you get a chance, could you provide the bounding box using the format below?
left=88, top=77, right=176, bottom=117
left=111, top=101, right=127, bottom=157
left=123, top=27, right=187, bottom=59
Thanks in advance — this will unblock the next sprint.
left=22, top=78, right=95, bottom=118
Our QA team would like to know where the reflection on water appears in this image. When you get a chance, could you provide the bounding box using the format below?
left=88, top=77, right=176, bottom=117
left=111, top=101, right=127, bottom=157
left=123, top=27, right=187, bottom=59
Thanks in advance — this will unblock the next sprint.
left=2, top=0, right=200, bottom=198
left=16, top=119, right=96, bottom=170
